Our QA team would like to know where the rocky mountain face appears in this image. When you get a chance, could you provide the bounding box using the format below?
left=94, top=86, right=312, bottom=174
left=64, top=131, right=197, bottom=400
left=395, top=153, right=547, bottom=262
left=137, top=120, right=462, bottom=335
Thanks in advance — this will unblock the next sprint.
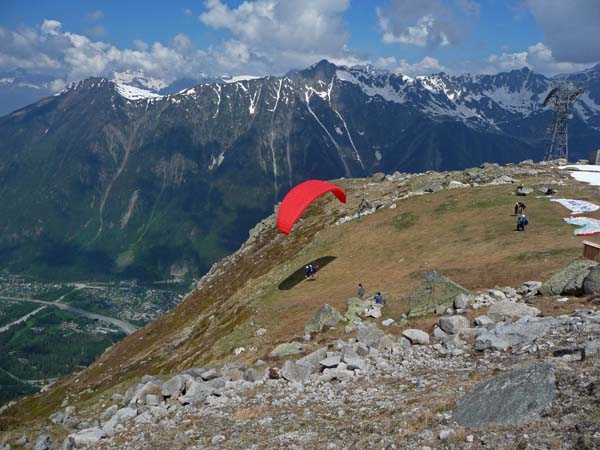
left=1, top=160, right=600, bottom=449
left=1, top=61, right=600, bottom=280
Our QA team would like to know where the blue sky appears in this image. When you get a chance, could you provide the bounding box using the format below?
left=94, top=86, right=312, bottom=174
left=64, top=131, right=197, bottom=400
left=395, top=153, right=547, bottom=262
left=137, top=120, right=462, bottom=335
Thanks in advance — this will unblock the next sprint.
left=1, top=0, right=599, bottom=87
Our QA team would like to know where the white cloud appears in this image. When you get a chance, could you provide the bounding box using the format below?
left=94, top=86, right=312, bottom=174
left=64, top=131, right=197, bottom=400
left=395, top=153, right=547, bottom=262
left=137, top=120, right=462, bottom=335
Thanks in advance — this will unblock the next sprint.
left=199, top=0, right=352, bottom=71
left=483, top=42, right=596, bottom=75
left=376, top=55, right=445, bottom=75
left=0, top=20, right=220, bottom=83
left=41, top=19, right=62, bottom=36
left=378, top=13, right=448, bottom=47
left=182, top=8, right=193, bottom=16
left=376, top=0, right=471, bottom=48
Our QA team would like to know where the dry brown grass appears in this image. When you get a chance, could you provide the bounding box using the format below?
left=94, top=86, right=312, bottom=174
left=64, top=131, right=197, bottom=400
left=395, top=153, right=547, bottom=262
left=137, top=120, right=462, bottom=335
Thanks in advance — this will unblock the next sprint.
left=256, top=173, right=600, bottom=344
left=232, top=405, right=269, bottom=421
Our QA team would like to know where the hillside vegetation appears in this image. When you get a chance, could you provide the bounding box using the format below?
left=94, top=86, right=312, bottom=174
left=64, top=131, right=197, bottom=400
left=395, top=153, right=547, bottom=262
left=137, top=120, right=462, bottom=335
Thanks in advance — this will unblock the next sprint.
left=1, top=161, right=599, bottom=435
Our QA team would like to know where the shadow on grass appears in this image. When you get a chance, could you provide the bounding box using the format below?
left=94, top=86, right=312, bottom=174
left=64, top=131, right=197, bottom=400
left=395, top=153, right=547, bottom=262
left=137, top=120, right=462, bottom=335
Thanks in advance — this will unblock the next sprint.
left=278, top=256, right=337, bottom=290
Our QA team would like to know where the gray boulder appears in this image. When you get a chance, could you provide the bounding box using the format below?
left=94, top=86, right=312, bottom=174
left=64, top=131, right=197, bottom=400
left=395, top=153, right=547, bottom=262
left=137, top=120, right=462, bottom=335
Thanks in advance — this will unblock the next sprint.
left=72, top=428, right=106, bottom=447
left=178, top=378, right=225, bottom=405
left=100, top=405, right=118, bottom=421
left=200, top=368, right=220, bottom=381
left=269, top=342, right=304, bottom=358
left=304, top=304, right=344, bottom=334
left=296, top=347, right=328, bottom=373
left=487, top=301, right=541, bottom=322
left=243, top=368, right=262, bottom=382
left=439, top=315, right=470, bottom=334
left=161, top=375, right=185, bottom=398
left=61, top=437, right=74, bottom=450
left=454, top=294, right=471, bottom=309
left=345, top=298, right=368, bottom=324
left=539, top=259, right=598, bottom=296
left=321, top=367, right=354, bottom=382
left=453, top=362, right=556, bottom=427
left=474, top=315, right=494, bottom=327
left=583, top=265, right=600, bottom=295
left=132, top=380, right=162, bottom=405
left=319, top=355, right=342, bottom=368
left=474, top=317, right=555, bottom=351
left=281, top=360, right=311, bottom=383
left=402, top=329, right=430, bottom=345
left=408, top=271, right=470, bottom=317
left=356, top=322, right=385, bottom=347
left=34, top=435, right=52, bottom=450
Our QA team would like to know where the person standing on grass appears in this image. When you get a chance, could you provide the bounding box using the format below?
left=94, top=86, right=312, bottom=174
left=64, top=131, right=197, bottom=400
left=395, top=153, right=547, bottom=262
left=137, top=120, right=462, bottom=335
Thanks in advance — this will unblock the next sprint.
left=358, top=283, right=365, bottom=299
left=516, top=216, right=523, bottom=231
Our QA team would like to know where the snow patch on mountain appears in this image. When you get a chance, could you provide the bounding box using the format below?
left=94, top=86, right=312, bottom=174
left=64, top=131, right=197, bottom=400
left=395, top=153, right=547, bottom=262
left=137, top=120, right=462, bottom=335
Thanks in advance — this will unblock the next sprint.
left=335, top=69, right=408, bottom=104
left=223, top=75, right=261, bottom=84
left=114, top=83, right=163, bottom=101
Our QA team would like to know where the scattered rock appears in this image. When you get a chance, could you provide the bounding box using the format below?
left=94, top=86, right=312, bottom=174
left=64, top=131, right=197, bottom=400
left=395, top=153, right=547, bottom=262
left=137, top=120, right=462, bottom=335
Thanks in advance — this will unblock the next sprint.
left=281, top=360, right=311, bottom=383
left=408, top=271, right=470, bottom=317
left=453, top=362, right=557, bottom=427
left=319, top=355, right=342, bottom=368
left=71, top=428, right=107, bottom=447
left=211, top=435, right=226, bottom=445
left=439, top=429, right=455, bottom=440
left=583, top=265, right=600, bottom=295
left=345, top=298, right=368, bottom=324
left=296, top=347, right=328, bottom=374
left=474, top=315, right=494, bottom=327
left=539, top=259, right=597, bottom=296
left=381, top=318, right=396, bottom=327
left=161, top=375, right=185, bottom=398
left=439, top=315, right=470, bottom=334
left=243, top=368, right=262, bottom=382
left=454, top=293, right=471, bottom=309
left=200, top=368, right=220, bottom=381
left=402, top=329, right=430, bottom=345
left=487, top=301, right=541, bottom=322
left=270, top=342, right=304, bottom=358
left=356, top=322, right=385, bottom=347
left=304, top=304, right=344, bottom=334
left=474, top=317, right=554, bottom=351
left=34, top=435, right=52, bottom=450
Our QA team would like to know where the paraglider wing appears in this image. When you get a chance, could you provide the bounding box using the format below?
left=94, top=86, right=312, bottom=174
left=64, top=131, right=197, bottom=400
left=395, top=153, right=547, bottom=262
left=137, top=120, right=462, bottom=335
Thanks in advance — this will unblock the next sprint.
left=277, top=180, right=346, bottom=235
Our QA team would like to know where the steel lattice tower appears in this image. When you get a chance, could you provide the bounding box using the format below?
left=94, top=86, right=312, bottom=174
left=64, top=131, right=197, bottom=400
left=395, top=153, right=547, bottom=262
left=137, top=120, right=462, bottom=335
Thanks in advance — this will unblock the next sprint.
left=542, top=82, right=585, bottom=161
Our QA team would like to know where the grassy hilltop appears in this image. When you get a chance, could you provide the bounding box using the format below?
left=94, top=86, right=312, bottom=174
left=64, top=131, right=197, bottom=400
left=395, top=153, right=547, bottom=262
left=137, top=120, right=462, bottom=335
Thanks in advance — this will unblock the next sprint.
left=2, top=161, right=599, bottom=435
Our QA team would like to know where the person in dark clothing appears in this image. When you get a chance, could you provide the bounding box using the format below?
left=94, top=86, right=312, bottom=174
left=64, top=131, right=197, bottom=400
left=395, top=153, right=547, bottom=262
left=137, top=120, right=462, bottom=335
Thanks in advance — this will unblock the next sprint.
left=516, top=216, right=524, bottom=231
left=545, top=187, right=556, bottom=196
left=358, top=283, right=365, bottom=299
left=374, top=292, right=385, bottom=305
left=514, top=202, right=519, bottom=216
left=521, top=214, right=528, bottom=229
left=305, top=264, right=314, bottom=278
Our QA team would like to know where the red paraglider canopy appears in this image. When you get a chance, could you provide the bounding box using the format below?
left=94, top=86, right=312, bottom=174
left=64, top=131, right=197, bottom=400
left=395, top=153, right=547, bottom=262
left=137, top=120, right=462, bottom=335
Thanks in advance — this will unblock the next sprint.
left=277, top=180, right=346, bottom=235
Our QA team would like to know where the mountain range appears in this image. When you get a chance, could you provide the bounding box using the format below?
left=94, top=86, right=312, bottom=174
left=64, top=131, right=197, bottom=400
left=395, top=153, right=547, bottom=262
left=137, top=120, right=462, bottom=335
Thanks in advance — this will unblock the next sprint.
left=1, top=60, right=599, bottom=280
